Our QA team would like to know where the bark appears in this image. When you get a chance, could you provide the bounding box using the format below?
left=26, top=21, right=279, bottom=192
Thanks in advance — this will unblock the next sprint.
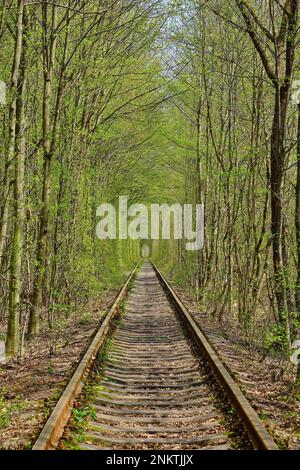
left=270, top=85, right=290, bottom=345
left=28, top=2, right=57, bottom=336
left=295, top=103, right=300, bottom=315
left=5, top=0, right=26, bottom=358
left=195, top=98, right=203, bottom=298
left=0, top=0, right=24, bottom=267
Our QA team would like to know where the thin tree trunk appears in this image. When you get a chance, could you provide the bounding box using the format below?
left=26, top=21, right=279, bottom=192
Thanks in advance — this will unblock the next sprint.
left=295, top=103, right=300, bottom=316
left=5, top=0, right=26, bottom=358
left=270, top=85, right=290, bottom=347
left=28, top=2, right=57, bottom=336
left=0, top=0, right=25, bottom=267
left=195, top=99, right=202, bottom=299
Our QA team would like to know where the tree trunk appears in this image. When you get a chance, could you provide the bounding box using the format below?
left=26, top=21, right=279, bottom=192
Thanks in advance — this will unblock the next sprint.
left=5, top=0, right=26, bottom=358
left=195, top=99, right=203, bottom=299
left=295, top=103, right=300, bottom=317
left=0, top=0, right=25, bottom=267
left=28, top=3, right=57, bottom=336
left=270, top=85, right=290, bottom=348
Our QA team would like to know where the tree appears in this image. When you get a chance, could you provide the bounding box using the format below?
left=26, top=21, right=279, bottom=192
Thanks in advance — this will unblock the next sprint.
left=4, top=0, right=26, bottom=357
left=235, top=0, right=299, bottom=349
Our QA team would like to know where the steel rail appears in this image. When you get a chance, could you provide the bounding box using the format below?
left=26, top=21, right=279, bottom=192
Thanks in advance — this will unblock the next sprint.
left=32, top=266, right=137, bottom=450
left=152, top=262, right=278, bottom=451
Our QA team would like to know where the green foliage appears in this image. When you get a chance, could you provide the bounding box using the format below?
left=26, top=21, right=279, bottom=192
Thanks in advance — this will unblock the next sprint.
left=0, top=397, right=12, bottom=429
left=0, top=0, right=299, bottom=362
left=0, top=396, right=23, bottom=429
left=72, top=406, right=96, bottom=424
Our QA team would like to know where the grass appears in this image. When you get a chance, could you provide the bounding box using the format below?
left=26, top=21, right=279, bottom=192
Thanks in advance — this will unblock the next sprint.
left=62, top=402, right=98, bottom=450
left=77, top=311, right=93, bottom=325
left=0, top=396, right=26, bottom=429
left=72, top=405, right=96, bottom=424
left=0, top=397, right=13, bottom=429
left=47, top=361, right=54, bottom=374
left=258, top=413, right=269, bottom=422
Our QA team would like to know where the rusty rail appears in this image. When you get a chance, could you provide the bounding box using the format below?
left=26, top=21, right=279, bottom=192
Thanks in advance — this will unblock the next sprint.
left=32, top=266, right=137, bottom=450
left=152, top=262, right=278, bottom=451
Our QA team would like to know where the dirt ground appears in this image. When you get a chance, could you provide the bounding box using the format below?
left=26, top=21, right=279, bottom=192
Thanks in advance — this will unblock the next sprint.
left=0, top=290, right=117, bottom=450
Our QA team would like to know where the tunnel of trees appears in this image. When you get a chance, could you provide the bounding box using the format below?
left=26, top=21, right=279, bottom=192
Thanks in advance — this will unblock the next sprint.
left=0, top=0, right=300, bottom=451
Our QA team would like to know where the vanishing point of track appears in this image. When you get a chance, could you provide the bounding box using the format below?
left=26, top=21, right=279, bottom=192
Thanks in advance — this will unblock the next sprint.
left=33, top=262, right=278, bottom=451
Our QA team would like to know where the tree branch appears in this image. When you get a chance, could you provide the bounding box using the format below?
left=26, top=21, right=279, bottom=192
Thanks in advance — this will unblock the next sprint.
left=243, top=2, right=275, bottom=41
left=236, top=1, right=277, bottom=83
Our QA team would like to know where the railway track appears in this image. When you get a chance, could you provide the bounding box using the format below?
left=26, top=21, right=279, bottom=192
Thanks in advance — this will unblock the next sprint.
left=33, top=262, right=278, bottom=451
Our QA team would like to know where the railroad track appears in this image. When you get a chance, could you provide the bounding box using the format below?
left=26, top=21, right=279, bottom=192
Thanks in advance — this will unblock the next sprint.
left=33, top=262, right=278, bottom=451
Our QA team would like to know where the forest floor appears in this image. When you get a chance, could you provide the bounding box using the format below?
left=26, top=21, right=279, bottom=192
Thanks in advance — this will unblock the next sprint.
left=173, top=285, right=300, bottom=450
left=0, top=289, right=117, bottom=450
